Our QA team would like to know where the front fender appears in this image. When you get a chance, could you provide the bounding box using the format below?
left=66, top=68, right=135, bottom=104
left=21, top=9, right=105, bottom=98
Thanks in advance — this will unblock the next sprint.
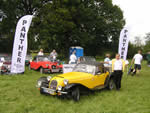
left=64, top=84, right=77, bottom=90
left=41, top=64, right=49, bottom=69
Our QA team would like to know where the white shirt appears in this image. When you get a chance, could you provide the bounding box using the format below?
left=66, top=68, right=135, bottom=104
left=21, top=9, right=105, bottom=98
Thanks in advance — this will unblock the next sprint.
left=38, top=52, right=44, bottom=56
left=69, top=54, right=77, bottom=64
left=114, top=59, right=123, bottom=71
left=133, top=54, right=143, bottom=65
left=0, top=62, right=3, bottom=67
left=50, top=52, right=57, bottom=60
left=104, top=57, right=111, bottom=67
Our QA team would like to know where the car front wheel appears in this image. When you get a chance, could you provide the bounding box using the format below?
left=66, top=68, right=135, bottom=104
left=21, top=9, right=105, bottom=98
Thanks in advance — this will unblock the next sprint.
left=40, top=82, right=48, bottom=94
left=72, top=87, right=80, bottom=101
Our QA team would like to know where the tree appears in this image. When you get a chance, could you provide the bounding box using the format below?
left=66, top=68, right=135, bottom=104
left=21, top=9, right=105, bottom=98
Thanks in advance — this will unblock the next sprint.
left=0, top=0, right=125, bottom=57
left=31, top=0, right=125, bottom=56
left=143, top=33, right=150, bottom=53
left=0, top=0, right=42, bottom=52
left=134, top=36, right=143, bottom=47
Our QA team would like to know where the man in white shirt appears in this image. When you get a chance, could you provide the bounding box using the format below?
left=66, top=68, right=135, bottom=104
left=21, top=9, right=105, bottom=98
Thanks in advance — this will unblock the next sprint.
left=131, top=50, right=143, bottom=75
left=50, top=49, right=58, bottom=61
left=104, top=54, right=111, bottom=72
left=104, top=54, right=111, bottom=67
left=69, top=51, right=77, bottom=64
left=110, top=54, right=126, bottom=90
left=38, top=49, right=44, bottom=56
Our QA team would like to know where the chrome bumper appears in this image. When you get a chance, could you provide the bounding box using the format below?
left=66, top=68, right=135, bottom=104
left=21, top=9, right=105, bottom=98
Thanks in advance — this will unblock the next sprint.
left=41, top=87, right=68, bottom=95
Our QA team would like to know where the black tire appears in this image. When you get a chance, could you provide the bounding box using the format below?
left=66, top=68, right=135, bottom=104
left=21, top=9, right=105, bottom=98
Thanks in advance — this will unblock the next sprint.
left=40, top=82, right=48, bottom=94
left=37, top=76, right=48, bottom=82
left=72, top=87, right=80, bottom=101
left=59, top=68, right=63, bottom=73
left=104, top=76, right=109, bottom=88
left=40, top=67, right=44, bottom=74
left=37, top=77, right=48, bottom=94
left=108, top=78, right=115, bottom=90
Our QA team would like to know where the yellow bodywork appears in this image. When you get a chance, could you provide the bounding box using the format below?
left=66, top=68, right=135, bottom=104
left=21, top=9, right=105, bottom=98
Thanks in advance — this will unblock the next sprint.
left=49, top=71, right=109, bottom=90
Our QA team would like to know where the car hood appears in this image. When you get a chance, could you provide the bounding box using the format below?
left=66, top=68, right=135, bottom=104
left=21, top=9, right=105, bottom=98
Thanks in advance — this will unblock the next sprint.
left=50, top=72, right=93, bottom=89
left=55, top=72, right=92, bottom=81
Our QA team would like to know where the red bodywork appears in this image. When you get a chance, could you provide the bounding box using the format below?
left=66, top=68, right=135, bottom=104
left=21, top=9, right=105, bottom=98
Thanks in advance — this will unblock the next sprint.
left=0, top=56, right=11, bottom=74
left=29, top=56, right=62, bottom=73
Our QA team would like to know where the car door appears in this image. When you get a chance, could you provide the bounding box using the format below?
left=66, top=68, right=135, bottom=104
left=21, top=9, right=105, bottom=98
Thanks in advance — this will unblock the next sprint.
left=93, top=73, right=106, bottom=86
left=30, top=57, right=38, bottom=69
left=92, top=66, right=107, bottom=88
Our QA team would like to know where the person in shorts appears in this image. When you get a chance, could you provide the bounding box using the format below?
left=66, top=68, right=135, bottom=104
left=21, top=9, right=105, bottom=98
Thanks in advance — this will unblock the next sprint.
left=131, top=50, right=143, bottom=75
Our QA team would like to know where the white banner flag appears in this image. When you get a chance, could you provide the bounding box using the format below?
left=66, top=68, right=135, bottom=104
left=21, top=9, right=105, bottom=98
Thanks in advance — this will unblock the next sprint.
left=11, top=15, right=33, bottom=74
left=118, top=27, right=130, bottom=60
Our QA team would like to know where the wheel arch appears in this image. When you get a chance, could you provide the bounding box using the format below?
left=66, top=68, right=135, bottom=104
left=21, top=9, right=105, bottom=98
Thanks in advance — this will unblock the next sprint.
left=64, top=83, right=89, bottom=91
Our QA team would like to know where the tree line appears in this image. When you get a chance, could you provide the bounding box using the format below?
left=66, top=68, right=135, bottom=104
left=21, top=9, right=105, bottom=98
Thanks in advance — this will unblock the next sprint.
left=0, top=0, right=129, bottom=58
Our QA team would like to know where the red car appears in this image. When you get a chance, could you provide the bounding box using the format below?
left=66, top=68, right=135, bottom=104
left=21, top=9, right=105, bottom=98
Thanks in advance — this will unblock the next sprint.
left=29, top=55, right=62, bottom=74
left=0, top=55, right=11, bottom=74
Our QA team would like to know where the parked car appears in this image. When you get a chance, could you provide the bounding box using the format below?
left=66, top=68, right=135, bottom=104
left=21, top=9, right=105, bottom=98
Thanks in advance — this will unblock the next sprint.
left=36, top=61, right=115, bottom=101
left=0, top=55, right=11, bottom=74
left=79, top=56, right=96, bottom=62
left=25, top=54, right=32, bottom=66
left=29, top=55, right=62, bottom=74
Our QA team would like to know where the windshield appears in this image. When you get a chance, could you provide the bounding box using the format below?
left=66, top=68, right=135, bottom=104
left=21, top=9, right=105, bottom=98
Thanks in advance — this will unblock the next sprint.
left=37, top=56, right=50, bottom=61
left=73, top=64, right=95, bottom=74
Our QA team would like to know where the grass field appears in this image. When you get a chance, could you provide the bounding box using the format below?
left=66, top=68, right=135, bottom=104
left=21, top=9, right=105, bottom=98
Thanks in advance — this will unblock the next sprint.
left=0, top=61, right=150, bottom=113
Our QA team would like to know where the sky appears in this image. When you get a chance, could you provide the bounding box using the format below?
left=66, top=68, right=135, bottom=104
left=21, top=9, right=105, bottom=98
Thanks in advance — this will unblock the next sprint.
left=112, top=0, right=150, bottom=44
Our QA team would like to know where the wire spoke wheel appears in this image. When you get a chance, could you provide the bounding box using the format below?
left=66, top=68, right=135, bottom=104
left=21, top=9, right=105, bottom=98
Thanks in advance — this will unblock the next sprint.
left=72, top=87, right=80, bottom=101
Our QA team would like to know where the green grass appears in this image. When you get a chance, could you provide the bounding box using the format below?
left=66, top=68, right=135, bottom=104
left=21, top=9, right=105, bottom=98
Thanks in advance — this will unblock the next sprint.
left=0, top=61, right=150, bottom=113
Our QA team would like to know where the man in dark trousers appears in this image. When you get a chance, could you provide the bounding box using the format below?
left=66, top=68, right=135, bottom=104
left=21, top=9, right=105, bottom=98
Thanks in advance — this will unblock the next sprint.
left=111, top=54, right=125, bottom=90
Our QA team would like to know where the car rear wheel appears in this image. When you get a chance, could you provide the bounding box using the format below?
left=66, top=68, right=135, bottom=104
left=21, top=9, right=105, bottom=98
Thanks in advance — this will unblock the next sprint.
left=72, top=87, right=80, bottom=101
left=40, top=67, right=44, bottom=74
left=108, top=78, right=115, bottom=90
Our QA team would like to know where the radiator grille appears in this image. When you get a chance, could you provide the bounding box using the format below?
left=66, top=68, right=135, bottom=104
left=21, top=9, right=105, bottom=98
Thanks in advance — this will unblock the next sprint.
left=50, top=80, right=57, bottom=90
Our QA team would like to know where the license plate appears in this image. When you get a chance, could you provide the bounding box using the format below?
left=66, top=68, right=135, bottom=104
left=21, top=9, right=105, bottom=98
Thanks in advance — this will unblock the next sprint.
left=43, top=88, right=54, bottom=94
left=51, top=69, right=59, bottom=72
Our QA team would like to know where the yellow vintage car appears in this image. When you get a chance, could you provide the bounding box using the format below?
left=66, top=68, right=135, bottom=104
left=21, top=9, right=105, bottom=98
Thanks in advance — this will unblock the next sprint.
left=36, top=61, right=115, bottom=101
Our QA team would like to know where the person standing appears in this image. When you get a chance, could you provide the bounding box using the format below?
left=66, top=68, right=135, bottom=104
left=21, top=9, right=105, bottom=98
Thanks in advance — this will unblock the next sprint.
left=69, top=51, right=77, bottom=64
left=131, top=50, right=143, bottom=75
left=104, top=54, right=111, bottom=67
left=104, top=54, right=111, bottom=72
left=50, top=49, right=58, bottom=61
left=0, top=57, right=5, bottom=73
left=38, top=49, right=44, bottom=56
left=111, top=54, right=126, bottom=90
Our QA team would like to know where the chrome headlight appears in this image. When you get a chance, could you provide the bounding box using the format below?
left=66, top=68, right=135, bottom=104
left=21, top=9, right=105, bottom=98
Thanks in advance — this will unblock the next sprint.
left=47, top=76, right=52, bottom=81
left=58, top=85, right=62, bottom=91
left=37, top=81, right=42, bottom=87
left=63, top=79, right=68, bottom=85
